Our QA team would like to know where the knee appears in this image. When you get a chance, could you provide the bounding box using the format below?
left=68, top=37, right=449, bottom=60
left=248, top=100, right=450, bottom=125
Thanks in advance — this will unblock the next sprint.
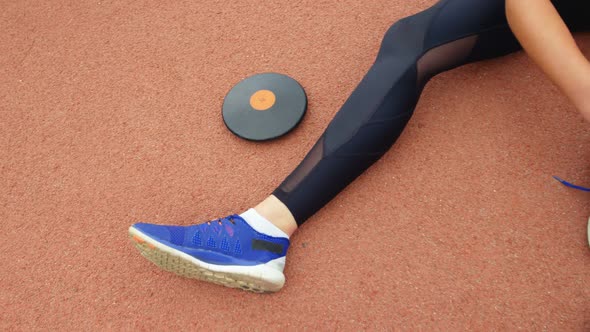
left=377, top=9, right=435, bottom=59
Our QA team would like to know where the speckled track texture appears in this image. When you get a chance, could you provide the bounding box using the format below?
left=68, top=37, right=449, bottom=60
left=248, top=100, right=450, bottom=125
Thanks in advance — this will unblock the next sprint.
left=1, top=0, right=589, bottom=330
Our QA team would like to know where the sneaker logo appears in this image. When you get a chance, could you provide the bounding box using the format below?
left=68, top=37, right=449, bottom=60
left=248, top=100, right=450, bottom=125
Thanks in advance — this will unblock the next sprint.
left=251, top=239, right=284, bottom=254
left=224, top=224, right=234, bottom=237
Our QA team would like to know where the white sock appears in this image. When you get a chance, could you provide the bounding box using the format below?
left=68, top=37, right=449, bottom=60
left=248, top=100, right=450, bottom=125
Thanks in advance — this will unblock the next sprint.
left=240, top=208, right=289, bottom=239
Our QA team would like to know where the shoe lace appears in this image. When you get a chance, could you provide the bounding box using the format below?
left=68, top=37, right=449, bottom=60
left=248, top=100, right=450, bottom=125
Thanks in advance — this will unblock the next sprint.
left=553, top=176, right=590, bottom=192
left=206, top=215, right=236, bottom=226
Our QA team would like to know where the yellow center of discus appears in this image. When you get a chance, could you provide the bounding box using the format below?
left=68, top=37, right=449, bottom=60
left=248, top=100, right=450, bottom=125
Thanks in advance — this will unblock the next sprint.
left=250, top=90, right=276, bottom=111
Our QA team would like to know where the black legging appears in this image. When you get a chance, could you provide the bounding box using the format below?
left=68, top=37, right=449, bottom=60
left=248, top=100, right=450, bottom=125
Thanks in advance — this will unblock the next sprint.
left=273, top=0, right=590, bottom=225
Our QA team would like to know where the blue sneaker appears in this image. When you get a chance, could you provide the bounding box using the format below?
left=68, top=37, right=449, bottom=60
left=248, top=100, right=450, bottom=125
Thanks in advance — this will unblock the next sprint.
left=129, top=215, right=290, bottom=293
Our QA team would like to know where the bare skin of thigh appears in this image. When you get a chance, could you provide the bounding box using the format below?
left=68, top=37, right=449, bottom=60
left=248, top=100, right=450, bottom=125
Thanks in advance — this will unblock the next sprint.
left=506, top=0, right=590, bottom=122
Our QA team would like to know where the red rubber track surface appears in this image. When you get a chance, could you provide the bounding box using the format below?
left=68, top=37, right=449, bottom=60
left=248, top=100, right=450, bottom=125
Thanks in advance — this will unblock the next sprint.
left=1, top=0, right=589, bottom=330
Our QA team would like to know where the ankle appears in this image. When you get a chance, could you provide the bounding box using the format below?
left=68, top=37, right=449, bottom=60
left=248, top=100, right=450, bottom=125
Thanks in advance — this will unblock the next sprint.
left=253, top=196, right=298, bottom=237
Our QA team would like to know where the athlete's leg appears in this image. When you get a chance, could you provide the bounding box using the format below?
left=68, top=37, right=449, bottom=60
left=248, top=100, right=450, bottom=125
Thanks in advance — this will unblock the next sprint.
left=131, top=0, right=517, bottom=292
left=507, top=0, right=590, bottom=122
left=271, top=0, right=521, bottom=226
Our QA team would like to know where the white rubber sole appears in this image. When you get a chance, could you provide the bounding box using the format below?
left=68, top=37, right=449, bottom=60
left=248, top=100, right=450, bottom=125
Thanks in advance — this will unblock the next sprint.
left=587, top=217, right=590, bottom=248
left=128, top=226, right=286, bottom=293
